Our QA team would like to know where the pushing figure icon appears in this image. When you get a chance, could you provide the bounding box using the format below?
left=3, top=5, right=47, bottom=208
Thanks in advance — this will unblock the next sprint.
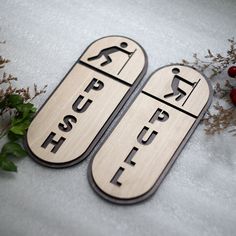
left=88, top=42, right=134, bottom=67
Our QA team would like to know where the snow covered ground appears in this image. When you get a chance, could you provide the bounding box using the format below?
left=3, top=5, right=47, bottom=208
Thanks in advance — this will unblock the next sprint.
left=0, top=1, right=235, bottom=235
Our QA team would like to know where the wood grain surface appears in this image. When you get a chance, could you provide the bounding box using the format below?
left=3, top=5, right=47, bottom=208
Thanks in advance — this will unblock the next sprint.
left=26, top=36, right=147, bottom=167
left=89, top=65, right=212, bottom=203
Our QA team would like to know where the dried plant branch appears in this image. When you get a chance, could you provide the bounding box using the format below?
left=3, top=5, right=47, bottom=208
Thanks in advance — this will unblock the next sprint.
left=0, top=40, right=47, bottom=172
left=204, top=103, right=236, bottom=135
left=0, top=74, right=47, bottom=116
left=182, top=38, right=236, bottom=135
left=182, top=38, right=236, bottom=80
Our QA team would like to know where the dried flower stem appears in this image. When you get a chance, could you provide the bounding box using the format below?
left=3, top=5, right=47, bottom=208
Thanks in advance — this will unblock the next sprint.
left=182, top=38, right=236, bottom=135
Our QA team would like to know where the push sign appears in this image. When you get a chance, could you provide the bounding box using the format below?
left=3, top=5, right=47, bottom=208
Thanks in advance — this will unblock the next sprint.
left=26, top=36, right=212, bottom=204
left=26, top=36, right=147, bottom=167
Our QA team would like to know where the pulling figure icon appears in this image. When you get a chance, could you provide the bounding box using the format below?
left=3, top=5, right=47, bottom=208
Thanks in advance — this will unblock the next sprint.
left=164, top=68, right=200, bottom=106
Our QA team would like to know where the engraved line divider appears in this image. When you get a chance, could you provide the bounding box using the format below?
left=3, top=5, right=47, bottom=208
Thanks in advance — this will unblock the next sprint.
left=141, top=91, right=198, bottom=119
left=79, top=60, right=132, bottom=87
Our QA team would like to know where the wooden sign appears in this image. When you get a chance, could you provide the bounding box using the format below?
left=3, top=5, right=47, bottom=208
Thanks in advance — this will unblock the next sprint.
left=25, top=36, right=147, bottom=167
left=88, top=64, right=213, bottom=204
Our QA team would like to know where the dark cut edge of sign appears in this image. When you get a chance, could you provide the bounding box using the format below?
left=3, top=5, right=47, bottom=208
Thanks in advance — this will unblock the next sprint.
left=24, top=35, right=148, bottom=168
left=87, top=64, right=213, bottom=205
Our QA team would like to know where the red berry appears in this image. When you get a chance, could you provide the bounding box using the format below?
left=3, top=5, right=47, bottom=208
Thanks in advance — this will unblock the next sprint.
left=228, top=66, right=236, bottom=78
left=230, top=88, right=236, bottom=106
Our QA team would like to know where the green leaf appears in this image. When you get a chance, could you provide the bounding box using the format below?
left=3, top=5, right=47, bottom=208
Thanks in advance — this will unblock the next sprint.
left=2, top=142, right=27, bottom=157
left=8, top=131, right=22, bottom=141
left=12, top=103, right=36, bottom=125
left=6, top=94, right=24, bottom=108
left=10, top=119, right=31, bottom=135
left=0, top=98, right=6, bottom=110
left=31, top=106, right=37, bottom=113
left=0, top=154, right=17, bottom=172
left=16, top=103, right=34, bottom=114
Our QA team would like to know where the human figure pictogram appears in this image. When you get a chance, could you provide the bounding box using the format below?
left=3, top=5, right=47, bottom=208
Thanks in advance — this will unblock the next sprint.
left=164, top=68, right=197, bottom=102
left=87, top=42, right=133, bottom=67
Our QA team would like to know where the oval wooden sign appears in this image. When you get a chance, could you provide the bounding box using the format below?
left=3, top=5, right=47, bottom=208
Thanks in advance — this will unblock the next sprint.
left=26, top=36, right=147, bottom=167
left=88, top=64, right=213, bottom=204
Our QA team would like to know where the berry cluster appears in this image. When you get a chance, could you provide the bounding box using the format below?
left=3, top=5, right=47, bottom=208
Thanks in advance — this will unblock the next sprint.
left=228, top=66, right=236, bottom=106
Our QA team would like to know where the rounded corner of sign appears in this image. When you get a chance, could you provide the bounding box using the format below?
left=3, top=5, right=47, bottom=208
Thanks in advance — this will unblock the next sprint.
left=206, top=78, right=214, bottom=103
left=200, top=73, right=214, bottom=110
left=23, top=138, right=44, bottom=166
left=81, top=35, right=148, bottom=61
left=23, top=133, right=31, bottom=155
left=89, top=184, right=155, bottom=205
left=88, top=166, right=157, bottom=205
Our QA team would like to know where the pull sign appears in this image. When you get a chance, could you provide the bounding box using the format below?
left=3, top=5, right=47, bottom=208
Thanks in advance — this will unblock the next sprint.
left=89, top=64, right=212, bottom=204
left=26, top=36, right=147, bottom=167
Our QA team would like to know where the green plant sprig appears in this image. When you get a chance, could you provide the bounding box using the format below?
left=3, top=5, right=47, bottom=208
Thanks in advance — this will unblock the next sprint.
left=0, top=94, right=36, bottom=171
left=0, top=41, right=47, bottom=172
